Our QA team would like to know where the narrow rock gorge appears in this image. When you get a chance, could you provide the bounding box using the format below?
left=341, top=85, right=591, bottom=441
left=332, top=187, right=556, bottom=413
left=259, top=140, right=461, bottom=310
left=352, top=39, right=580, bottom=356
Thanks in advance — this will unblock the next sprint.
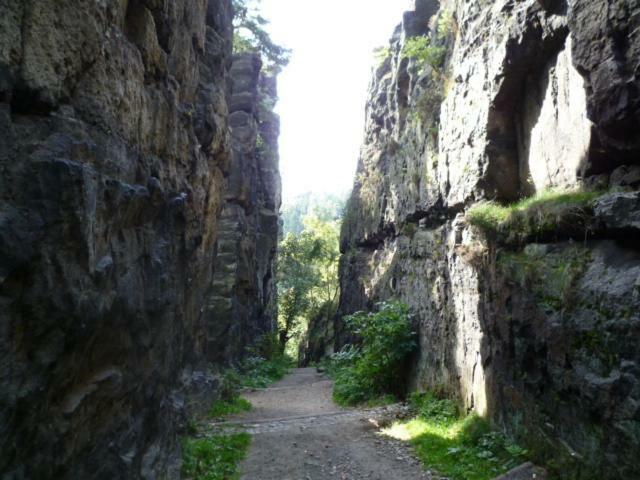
left=338, top=0, right=640, bottom=477
left=0, top=1, right=280, bottom=478
left=1, top=0, right=639, bottom=478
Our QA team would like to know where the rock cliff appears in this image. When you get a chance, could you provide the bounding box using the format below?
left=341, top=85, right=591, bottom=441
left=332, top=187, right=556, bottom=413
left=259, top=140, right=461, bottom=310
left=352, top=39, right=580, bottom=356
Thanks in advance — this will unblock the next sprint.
left=206, top=53, right=281, bottom=364
left=338, top=0, right=640, bottom=477
left=0, top=1, right=279, bottom=478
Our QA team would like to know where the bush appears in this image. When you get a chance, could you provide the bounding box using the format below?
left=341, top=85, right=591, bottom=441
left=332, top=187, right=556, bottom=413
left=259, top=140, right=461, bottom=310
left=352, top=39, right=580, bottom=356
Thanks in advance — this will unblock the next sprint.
left=240, top=354, right=292, bottom=389
left=403, top=36, right=447, bottom=71
left=332, top=301, right=417, bottom=405
left=410, top=392, right=458, bottom=424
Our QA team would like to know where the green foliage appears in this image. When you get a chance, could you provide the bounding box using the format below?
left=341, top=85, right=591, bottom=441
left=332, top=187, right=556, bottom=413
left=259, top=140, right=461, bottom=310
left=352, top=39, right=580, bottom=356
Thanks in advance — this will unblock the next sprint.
left=403, top=36, right=447, bottom=71
left=410, top=392, right=459, bottom=423
left=373, top=45, right=391, bottom=64
left=332, top=302, right=417, bottom=405
left=209, top=396, right=252, bottom=419
left=278, top=212, right=341, bottom=355
left=217, top=335, right=293, bottom=399
left=281, top=192, right=347, bottom=235
left=232, top=0, right=290, bottom=72
left=182, top=433, right=251, bottom=480
left=466, top=189, right=603, bottom=244
left=437, top=10, right=455, bottom=41
left=384, top=394, right=528, bottom=480
left=240, top=352, right=293, bottom=388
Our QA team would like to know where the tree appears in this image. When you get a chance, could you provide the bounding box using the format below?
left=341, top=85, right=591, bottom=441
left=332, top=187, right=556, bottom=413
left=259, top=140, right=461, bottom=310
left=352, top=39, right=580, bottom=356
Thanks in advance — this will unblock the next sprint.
left=232, top=0, right=291, bottom=73
left=277, top=215, right=341, bottom=352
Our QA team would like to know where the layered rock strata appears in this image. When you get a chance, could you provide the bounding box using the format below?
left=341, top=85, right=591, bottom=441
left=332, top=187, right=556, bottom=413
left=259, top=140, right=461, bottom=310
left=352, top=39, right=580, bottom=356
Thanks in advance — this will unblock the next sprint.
left=206, top=53, right=281, bottom=364
left=338, top=0, right=640, bottom=477
left=0, top=1, right=279, bottom=478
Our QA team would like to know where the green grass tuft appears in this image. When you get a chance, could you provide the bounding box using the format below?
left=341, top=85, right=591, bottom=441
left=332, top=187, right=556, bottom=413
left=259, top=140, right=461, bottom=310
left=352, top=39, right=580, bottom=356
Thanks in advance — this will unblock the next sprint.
left=209, top=396, right=252, bottom=419
left=466, top=189, right=603, bottom=243
left=182, top=433, right=251, bottom=480
left=382, top=394, right=528, bottom=480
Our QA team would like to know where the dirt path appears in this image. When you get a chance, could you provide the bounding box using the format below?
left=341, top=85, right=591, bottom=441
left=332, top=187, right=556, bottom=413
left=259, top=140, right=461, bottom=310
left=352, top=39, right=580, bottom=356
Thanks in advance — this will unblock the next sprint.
left=221, top=368, right=438, bottom=480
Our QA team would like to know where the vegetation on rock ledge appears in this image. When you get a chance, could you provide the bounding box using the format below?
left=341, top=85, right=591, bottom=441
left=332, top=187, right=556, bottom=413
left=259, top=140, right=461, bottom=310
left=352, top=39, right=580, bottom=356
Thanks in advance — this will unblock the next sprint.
left=466, top=189, right=603, bottom=244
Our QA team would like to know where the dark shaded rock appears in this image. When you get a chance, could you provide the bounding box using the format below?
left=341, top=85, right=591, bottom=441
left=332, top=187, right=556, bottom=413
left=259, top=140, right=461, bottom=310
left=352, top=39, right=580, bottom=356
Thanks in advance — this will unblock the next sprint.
left=594, top=191, right=640, bottom=232
left=610, top=165, right=640, bottom=188
left=206, top=53, right=281, bottom=364
left=0, top=0, right=250, bottom=478
left=494, top=462, right=547, bottom=480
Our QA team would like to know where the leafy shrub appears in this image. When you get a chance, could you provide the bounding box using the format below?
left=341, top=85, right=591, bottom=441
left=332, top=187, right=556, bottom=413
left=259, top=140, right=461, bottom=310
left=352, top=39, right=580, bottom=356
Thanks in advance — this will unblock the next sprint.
left=410, top=392, right=458, bottom=424
left=437, top=10, right=455, bottom=41
left=403, top=36, right=447, bottom=71
left=182, top=433, right=251, bottom=480
left=333, top=301, right=417, bottom=405
left=319, top=344, right=361, bottom=377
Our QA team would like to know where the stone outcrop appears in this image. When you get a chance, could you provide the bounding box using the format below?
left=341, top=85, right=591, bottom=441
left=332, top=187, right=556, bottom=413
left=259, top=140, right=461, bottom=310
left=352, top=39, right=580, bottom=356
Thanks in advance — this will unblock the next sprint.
left=338, top=0, right=640, bottom=477
left=0, top=1, right=280, bottom=478
left=206, top=53, right=281, bottom=364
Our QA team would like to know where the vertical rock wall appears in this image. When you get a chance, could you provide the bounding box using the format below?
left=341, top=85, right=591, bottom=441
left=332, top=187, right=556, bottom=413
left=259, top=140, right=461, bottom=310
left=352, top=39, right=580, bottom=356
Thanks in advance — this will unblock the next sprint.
left=207, top=53, right=281, bottom=363
left=0, top=1, right=280, bottom=478
left=338, top=0, right=640, bottom=477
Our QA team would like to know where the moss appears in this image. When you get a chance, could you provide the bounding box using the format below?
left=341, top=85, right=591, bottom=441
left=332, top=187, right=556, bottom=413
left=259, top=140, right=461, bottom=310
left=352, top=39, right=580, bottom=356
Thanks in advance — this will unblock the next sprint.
left=467, top=189, right=603, bottom=245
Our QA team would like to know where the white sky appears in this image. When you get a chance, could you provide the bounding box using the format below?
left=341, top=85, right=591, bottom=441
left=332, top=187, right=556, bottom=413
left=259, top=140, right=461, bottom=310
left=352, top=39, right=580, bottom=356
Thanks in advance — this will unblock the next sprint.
left=260, top=0, right=411, bottom=201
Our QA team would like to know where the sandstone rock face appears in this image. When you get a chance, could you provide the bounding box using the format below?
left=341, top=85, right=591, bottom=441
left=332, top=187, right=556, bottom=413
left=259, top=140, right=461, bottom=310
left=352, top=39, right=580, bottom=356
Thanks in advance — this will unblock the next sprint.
left=0, top=1, right=278, bottom=478
left=206, top=54, right=281, bottom=363
left=338, top=0, right=640, bottom=477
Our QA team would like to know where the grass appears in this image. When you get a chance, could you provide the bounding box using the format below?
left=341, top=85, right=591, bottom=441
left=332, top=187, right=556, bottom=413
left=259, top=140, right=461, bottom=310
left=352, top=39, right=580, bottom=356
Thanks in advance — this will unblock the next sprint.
left=209, top=396, right=252, bottom=420
left=466, top=189, right=602, bottom=244
left=182, top=433, right=251, bottom=480
left=383, top=394, right=528, bottom=480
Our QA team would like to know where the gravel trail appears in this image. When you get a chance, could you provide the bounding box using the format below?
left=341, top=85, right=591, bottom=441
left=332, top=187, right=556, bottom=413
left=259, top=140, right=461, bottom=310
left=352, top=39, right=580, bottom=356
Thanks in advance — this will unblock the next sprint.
left=216, top=368, right=436, bottom=480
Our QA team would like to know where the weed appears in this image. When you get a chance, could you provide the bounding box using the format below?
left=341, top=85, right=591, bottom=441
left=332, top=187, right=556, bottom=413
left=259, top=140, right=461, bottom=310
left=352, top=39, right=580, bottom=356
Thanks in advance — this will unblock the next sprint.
left=209, top=396, right=252, bottom=420
left=385, top=394, right=528, bottom=480
left=182, top=433, right=251, bottom=480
